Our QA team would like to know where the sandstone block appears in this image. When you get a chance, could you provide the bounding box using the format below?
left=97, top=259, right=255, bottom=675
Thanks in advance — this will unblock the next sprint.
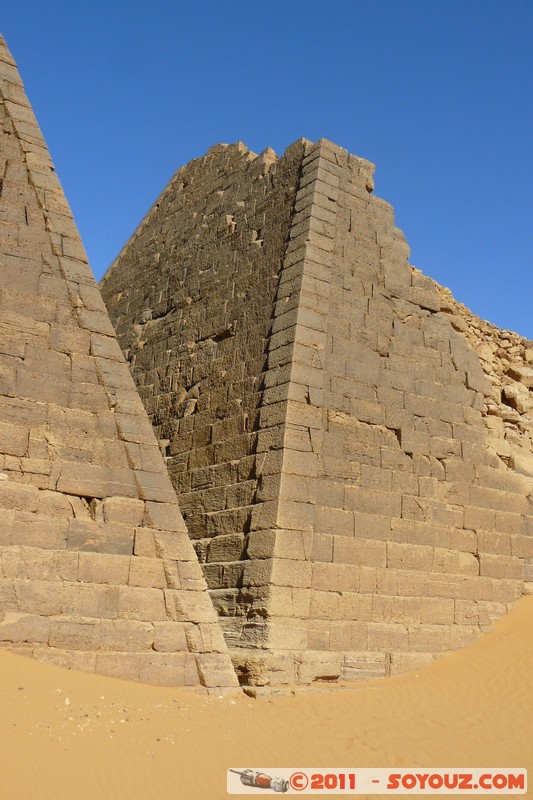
left=185, top=622, right=228, bottom=653
left=310, top=590, right=343, bottom=620
left=449, top=625, right=481, bottom=649
left=95, top=652, right=141, bottom=681
left=12, top=512, right=68, bottom=550
left=267, top=617, right=308, bottom=650
left=103, top=496, right=145, bottom=526
left=340, top=592, right=373, bottom=622
left=0, top=420, right=29, bottom=457
left=230, top=649, right=296, bottom=686
left=134, top=471, right=177, bottom=503
left=138, top=651, right=197, bottom=686
left=118, top=586, right=168, bottom=621
left=24, top=549, right=77, bottom=582
left=269, top=558, right=312, bottom=588
left=68, top=383, right=110, bottom=412
left=115, top=412, right=157, bottom=445
left=152, top=530, right=197, bottom=561
left=0, top=357, right=17, bottom=396
left=0, top=577, right=17, bottom=609
left=333, top=537, right=386, bottom=567
left=77, top=552, right=130, bottom=585
left=0, top=611, right=50, bottom=643
left=464, top=505, right=496, bottom=531
left=57, top=462, right=137, bottom=499
left=133, top=529, right=157, bottom=557
left=0, top=547, right=28, bottom=578
left=128, top=557, right=167, bottom=589
left=419, top=597, right=455, bottom=625
left=344, top=486, right=402, bottom=517
left=153, top=621, right=188, bottom=652
left=168, top=590, right=218, bottom=624
left=297, top=653, right=342, bottom=683
left=205, top=533, right=244, bottom=563
left=341, top=651, right=387, bottom=680
left=408, top=624, right=451, bottom=652
left=353, top=511, right=391, bottom=540
left=511, top=534, right=533, bottom=559
left=387, top=542, right=434, bottom=571
left=48, top=619, right=101, bottom=651
left=143, top=500, right=186, bottom=532
left=271, top=586, right=312, bottom=619
left=433, top=548, right=479, bottom=577
left=506, top=363, right=533, bottom=387
left=479, top=554, right=524, bottom=580
left=511, top=451, right=533, bottom=478
left=94, top=357, right=133, bottom=390
left=90, top=333, right=124, bottom=363
left=389, top=651, right=434, bottom=675
left=311, top=562, right=358, bottom=592
left=477, top=529, right=511, bottom=556
left=76, top=308, right=116, bottom=336
left=15, top=579, right=62, bottom=615
left=373, top=594, right=420, bottom=625
left=99, top=619, right=154, bottom=651
left=195, top=652, right=239, bottom=688
left=0, top=481, right=39, bottom=512
left=367, top=621, right=408, bottom=651
left=315, top=505, right=354, bottom=536
left=310, top=532, right=333, bottom=562
left=62, top=583, right=119, bottom=619
left=67, top=519, right=135, bottom=555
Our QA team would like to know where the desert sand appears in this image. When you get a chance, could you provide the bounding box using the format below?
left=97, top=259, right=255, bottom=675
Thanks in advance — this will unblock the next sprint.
left=1, top=596, right=532, bottom=800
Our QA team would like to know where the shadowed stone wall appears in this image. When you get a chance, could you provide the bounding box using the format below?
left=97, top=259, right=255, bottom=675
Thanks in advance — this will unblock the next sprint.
left=102, top=139, right=533, bottom=687
left=101, top=140, right=307, bottom=646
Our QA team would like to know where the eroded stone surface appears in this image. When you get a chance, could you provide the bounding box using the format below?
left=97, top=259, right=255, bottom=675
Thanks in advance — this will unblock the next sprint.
left=0, top=34, right=238, bottom=692
left=101, top=136, right=533, bottom=687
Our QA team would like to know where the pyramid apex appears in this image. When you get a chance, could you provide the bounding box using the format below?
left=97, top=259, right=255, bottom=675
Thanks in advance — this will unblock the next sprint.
left=0, top=33, right=19, bottom=75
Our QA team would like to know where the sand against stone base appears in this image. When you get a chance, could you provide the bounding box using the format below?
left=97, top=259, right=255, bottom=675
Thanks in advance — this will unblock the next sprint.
left=1, top=597, right=532, bottom=800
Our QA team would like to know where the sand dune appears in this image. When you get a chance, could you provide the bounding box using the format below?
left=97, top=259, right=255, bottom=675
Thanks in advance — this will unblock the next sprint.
left=1, top=597, right=532, bottom=800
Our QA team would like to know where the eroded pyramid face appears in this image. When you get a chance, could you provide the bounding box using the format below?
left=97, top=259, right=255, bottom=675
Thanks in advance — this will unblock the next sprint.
left=0, top=33, right=238, bottom=692
left=100, top=123, right=533, bottom=687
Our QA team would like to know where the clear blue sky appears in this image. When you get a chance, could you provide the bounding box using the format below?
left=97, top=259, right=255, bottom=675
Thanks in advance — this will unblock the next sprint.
left=3, top=1, right=532, bottom=338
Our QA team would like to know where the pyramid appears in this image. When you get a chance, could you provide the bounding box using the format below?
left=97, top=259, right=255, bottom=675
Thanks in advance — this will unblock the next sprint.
left=0, top=35, right=238, bottom=691
left=101, top=137, right=533, bottom=687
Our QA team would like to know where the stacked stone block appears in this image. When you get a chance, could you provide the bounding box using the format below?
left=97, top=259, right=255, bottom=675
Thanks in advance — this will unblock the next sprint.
left=246, top=139, right=532, bottom=683
left=0, top=34, right=238, bottom=691
left=102, top=135, right=533, bottom=687
left=101, top=138, right=308, bottom=645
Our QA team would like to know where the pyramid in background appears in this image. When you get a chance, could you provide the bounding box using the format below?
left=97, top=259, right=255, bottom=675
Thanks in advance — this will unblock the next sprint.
left=0, top=34, right=238, bottom=691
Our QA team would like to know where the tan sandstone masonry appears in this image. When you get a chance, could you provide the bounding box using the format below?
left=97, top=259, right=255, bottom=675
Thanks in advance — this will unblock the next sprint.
left=0, top=35, right=238, bottom=692
left=437, top=287, right=533, bottom=479
left=245, top=139, right=533, bottom=684
left=102, top=138, right=533, bottom=687
left=100, top=139, right=309, bottom=655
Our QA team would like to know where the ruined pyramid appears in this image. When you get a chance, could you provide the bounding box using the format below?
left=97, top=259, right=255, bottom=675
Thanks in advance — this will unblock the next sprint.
left=0, top=34, right=238, bottom=691
left=101, top=137, right=533, bottom=686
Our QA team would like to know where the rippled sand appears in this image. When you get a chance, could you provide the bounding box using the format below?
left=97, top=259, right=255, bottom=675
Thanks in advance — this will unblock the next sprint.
left=1, top=596, right=531, bottom=799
